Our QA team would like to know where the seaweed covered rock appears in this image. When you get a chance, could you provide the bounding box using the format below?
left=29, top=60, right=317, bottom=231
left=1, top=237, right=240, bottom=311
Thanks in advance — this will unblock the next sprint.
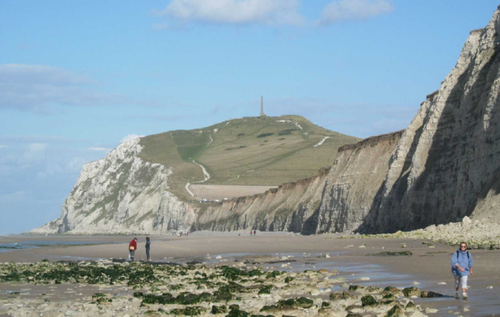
left=226, top=305, right=250, bottom=317
left=382, top=286, right=401, bottom=296
left=91, top=293, right=112, bottom=304
left=403, top=286, right=421, bottom=297
left=386, top=304, right=405, bottom=317
left=260, top=297, right=314, bottom=312
left=348, top=285, right=364, bottom=292
left=211, top=305, right=228, bottom=314
left=330, top=291, right=353, bottom=301
left=257, top=285, right=273, bottom=295
left=361, top=295, right=377, bottom=307
left=0, top=260, right=450, bottom=317
left=420, top=291, right=443, bottom=298
left=170, top=306, right=206, bottom=316
left=405, top=301, right=416, bottom=312
left=370, top=251, right=413, bottom=257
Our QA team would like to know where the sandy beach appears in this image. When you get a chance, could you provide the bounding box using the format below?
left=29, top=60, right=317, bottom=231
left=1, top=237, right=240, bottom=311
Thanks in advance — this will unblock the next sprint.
left=1, top=233, right=499, bottom=316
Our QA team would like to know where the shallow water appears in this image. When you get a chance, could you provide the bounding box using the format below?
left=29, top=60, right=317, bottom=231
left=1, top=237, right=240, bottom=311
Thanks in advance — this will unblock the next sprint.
left=0, top=240, right=114, bottom=252
left=204, top=251, right=500, bottom=317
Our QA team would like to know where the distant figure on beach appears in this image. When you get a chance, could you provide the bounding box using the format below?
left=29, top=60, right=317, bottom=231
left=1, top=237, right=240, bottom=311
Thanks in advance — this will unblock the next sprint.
left=250, top=230, right=253, bottom=236
left=128, top=238, right=138, bottom=261
left=254, top=230, right=257, bottom=236
left=451, top=242, right=473, bottom=299
left=145, top=237, right=151, bottom=262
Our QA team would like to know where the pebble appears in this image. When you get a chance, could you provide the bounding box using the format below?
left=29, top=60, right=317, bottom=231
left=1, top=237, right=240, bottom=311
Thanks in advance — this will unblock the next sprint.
left=412, top=281, right=420, bottom=285
left=487, top=285, right=494, bottom=289
left=359, top=277, right=370, bottom=281
left=437, top=282, right=446, bottom=285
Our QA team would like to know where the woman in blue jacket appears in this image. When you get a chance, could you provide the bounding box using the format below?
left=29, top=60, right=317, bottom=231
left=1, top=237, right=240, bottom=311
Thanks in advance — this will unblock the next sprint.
left=451, top=242, right=473, bottom=299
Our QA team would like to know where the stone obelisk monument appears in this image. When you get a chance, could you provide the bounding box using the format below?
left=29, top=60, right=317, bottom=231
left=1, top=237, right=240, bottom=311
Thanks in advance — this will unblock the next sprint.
left=260, top=96, right=266, bottom=117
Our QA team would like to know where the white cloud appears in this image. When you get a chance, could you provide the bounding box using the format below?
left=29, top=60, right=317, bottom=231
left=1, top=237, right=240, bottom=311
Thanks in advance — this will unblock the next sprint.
left=0, top=191, right=28, bottom=202
left=320, top=0, right=393, bottom=25
left=0, top=64, right=140, bottom=112
left=121, top=134, right=144, bottom=143
left=89, top=147, right=111, bottom=152
left=37, top=164, right=64, bottom=178
left=154, top=0, right=303, bottom=26
left=24, top=143, right=47, bottom=160
left=0, top=64, right=90, bottom=85
left=37, top=157, right=88, bottom=178
left=0, top=145, right=6, bottom=149
left=152, top=22, right=170, bottom=30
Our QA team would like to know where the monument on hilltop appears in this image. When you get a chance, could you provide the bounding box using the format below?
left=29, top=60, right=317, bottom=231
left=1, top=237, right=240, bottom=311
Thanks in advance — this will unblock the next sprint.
left=260, top=96, right=266, bottom=117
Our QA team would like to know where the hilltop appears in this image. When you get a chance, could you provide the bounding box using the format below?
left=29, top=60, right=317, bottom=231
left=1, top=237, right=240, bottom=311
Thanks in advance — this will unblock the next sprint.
left=138, top=115, right=360, bottom=201
left=32, top=7, right=500, bottom=236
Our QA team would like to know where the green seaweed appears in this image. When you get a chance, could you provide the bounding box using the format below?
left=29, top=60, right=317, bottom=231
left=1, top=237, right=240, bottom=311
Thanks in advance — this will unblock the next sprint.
left=260, top=297, right=313, bottom=312
left=369, top=251, right=413, bottom=257
left=170, top=306, right=206, bottom=316
left=257, top=285, right=272, bottom=295
left=361, top=295, right=377, bottom=307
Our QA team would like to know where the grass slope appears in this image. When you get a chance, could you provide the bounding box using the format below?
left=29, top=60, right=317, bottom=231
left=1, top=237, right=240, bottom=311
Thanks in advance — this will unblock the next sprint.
left=138, top=115, right=360, bottom=201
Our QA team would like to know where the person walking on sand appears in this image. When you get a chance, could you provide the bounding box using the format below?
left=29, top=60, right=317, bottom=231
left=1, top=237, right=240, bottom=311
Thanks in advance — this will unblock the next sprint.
left=250, top=230, right=253, bottom=236
left=128, top=238, right=138, bottom=261
left=451, top=242, right=473, bottom=299
left=254, top=230, right=257, bottom=236
left=145, top=237, right=151, bottom=262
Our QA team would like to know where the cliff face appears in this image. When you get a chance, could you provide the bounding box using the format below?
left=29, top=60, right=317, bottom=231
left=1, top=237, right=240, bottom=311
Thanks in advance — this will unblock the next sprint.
left=192, top=168, right=330, bottom=233
left=32, top=139, right=195, bottom=235
left=191, top=131, right=403, bottom=235
left=358, top=9, right=500, bottom=232
left=309, top=131, right=403, bottom=234
left=33, top=8, right=500, bottom=236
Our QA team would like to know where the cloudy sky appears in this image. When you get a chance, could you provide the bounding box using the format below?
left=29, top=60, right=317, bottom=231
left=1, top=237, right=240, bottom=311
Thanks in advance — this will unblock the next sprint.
left=0, top=1, right=498, bottom=234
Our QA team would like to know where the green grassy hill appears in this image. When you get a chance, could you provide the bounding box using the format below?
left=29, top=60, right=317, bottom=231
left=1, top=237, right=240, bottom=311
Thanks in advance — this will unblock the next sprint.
left=138, top=115, right=360, bottom=201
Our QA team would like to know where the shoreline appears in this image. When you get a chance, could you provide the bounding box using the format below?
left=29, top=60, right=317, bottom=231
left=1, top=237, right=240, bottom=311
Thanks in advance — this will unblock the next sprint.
left=1, top=234, right=499, bottom=315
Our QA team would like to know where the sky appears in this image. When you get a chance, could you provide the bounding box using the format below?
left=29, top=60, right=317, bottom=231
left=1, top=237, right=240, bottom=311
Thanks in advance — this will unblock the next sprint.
left=0, top=0, right=498, bottom=234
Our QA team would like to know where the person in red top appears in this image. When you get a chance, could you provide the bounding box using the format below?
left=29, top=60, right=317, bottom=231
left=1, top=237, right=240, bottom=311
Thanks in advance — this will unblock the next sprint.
left=128, top=238, right=138, bottom=261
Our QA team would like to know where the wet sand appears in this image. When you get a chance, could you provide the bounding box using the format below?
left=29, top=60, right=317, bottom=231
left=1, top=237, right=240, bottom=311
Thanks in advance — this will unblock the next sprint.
left=1, top=232, right=499, bottom=316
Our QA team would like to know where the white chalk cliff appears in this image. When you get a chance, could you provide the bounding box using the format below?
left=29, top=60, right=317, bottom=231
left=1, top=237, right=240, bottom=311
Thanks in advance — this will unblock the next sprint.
left=34, top=7, right=500, bottom=235
left=358, top=8, right=500, bottom=232
left=32, top=139, right=195, bottom=234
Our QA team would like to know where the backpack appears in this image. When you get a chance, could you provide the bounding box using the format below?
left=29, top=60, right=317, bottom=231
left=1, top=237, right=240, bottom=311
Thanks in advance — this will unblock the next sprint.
left=456, top=250, right=470, bottom=259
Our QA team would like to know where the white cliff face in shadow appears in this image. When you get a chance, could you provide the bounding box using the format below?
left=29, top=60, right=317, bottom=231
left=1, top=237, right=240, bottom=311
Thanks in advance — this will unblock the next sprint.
left=358, top=8, right=500, bottom=233
left=32, top=139, right=195, bottom=234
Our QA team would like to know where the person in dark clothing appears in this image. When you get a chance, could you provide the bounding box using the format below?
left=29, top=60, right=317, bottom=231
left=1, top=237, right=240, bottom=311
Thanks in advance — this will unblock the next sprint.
left=145, top=237, right=151, bottom=262
left=254, top=230, right=257, bottom=236
left=129, top=238, right=138, bottom=261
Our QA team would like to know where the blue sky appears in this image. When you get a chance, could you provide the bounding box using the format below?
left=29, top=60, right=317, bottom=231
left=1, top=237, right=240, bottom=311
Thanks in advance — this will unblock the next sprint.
left=0, top=0, right=498, bottom=234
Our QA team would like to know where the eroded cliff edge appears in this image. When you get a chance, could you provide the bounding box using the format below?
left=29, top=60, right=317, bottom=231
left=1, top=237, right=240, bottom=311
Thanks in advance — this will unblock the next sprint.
left=33, top=7, right=500, bottom=235
left=32, top=139, right=196, bottom=235
left=191, top=131, right=403, bottom=234
left=359, top=9, right=500, bottom=233
left=192, top=167, right=329, bottom=233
